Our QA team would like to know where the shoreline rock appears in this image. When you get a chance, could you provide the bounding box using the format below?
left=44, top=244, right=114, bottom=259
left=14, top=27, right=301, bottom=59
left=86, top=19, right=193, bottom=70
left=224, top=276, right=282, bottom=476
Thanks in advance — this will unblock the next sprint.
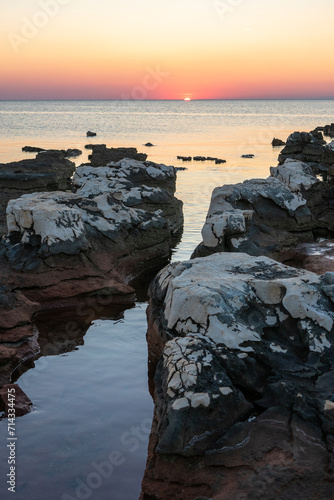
left=0, top=158, right=183, bottom=389
left=141, top=253, right=334, bottom=499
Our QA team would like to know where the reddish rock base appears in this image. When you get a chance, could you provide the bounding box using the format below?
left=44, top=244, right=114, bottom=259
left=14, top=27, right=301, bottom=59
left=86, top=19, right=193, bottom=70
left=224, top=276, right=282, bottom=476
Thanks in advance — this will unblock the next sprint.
left=0, top=383, right=33, bottom=417
left=282, top=239, right=334, bottom=275
left=140, top=408, right=334, bottom=500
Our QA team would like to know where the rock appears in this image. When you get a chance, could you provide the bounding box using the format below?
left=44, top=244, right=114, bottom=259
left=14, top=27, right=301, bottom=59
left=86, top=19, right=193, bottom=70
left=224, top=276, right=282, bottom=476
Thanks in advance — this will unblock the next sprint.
left=85, top=144, right=105, bottom=150
left=141, top=253, right=334, bottom=499
left=214, top=158, right=226, bottom=164
left=22, top=146, right=46, bottom=153
left=65, top=148, right=82, bottom=158
left=241, top=154, right=255, bottom=158
left=278, top=130, right=329, bottom=168
left=87, top=145, right=147, bottom=167
left=272, top=138, right=286, bottom=147
left=0, top=151, right=75, bottom=237
left=270, top=159, right=320, bottom=192
left=282, top=240, right=334, bottom=275
left=0, top=158, right=183, bottom=390
left=193, top=156, right=206, bottom=161
left=192, top=176, right=314, bottom=260
left=144, top=142, right=155, bottom=147
left=0, top=384, right=33, bottom=417
left=323, top=123, right=334, bottom=138
left=175, top=167, right=188, bottom=171
left=177, top=156, right=192, bottom=162
left=86, top=131, right=97, bottom=137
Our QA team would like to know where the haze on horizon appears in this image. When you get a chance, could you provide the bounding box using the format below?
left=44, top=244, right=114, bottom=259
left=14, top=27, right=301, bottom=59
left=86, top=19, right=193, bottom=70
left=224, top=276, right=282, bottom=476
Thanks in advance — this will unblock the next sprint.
left=1, top=0, right=333, bottom=101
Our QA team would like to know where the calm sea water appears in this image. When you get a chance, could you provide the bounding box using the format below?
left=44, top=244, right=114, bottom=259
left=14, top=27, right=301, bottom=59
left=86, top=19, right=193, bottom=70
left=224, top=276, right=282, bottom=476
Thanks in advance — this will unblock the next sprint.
left=0, top=100, right=333, bottom=500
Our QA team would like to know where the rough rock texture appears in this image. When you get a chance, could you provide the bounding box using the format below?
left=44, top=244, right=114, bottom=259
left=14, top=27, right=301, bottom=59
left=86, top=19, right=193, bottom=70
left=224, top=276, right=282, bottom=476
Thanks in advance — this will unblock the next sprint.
left=272, top=138, right=286, bottom=147
left=86, top=144, right=147, bottom=167
left=278, top=131, right=334, bottom=176
left=0, top=150, right=75, bottom=236
left=141, top=253, right=334, bottom=499
left=192, top=175, right=315, bottom=261
left=0, top=159, right=183, bottom=387
left=193, top=159, right=334, bottom=263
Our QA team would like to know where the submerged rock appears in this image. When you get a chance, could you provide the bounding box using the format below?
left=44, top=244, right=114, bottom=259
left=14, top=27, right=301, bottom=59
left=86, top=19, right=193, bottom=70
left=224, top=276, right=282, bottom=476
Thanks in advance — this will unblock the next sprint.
left=142, top=252, right=334, bottom=499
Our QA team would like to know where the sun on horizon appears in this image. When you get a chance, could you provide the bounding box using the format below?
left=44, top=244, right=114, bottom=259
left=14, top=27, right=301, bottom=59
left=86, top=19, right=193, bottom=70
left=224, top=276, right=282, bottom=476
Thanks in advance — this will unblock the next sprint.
left=184, top=97, right=191, bottom=101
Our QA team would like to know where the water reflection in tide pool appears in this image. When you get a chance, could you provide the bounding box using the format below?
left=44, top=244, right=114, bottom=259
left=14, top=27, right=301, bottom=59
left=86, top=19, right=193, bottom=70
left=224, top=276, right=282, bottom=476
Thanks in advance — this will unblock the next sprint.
left=0, top=304, right=153, bottom=500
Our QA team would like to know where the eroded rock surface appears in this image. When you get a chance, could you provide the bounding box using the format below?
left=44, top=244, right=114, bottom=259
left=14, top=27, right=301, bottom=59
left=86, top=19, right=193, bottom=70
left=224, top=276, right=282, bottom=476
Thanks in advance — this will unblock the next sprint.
left=193, top=158, right=334, bottom=264
left=142, top=253, right=334, bottom=499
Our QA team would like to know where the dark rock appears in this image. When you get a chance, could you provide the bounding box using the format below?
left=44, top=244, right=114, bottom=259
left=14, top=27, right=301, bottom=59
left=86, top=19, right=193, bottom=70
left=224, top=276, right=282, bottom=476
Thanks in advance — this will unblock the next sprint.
left=241, top=154, right=255, bottom=158
left=86, top=131, right=97, bottom=137
left=87, top=145, right=147, bottom=167
left=22, top=146, right=46, bottom=153
left=65, top=149, right=82, bottom=158
left=141, top=253, right=334, bottom=499
left=85, top=144, right=106, bottom=150
left=214, top=158, right=226, bottom=164
left=193, top=156, right=206, bottom=161
left=144, top=142, right=155, bottom=147
left=177, top=156, right=192, bottom=162
left=272, top=138, right=286, bottom=147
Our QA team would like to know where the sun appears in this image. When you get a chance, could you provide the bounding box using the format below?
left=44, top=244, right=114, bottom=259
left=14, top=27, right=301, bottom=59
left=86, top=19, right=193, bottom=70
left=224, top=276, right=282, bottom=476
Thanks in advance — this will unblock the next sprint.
left=184, top=97, right=191, bottom=101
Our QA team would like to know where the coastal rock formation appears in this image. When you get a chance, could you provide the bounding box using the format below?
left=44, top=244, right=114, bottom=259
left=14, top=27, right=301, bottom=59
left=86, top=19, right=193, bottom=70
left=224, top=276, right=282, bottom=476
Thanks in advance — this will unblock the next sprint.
left=141, top=253, right=334, bottom=499
left=192, top=175, right=315, bottom=261
left=0, top=159, right=183, bottom=385
left=0, top=150, right=75, bottom=236
left=86, top=144, right=147, bottom=167
left=86, top=131, right=96, bottom=137
left=193, top=158, right=334, bottom=265
left=277, top=131, right=334, bottom=176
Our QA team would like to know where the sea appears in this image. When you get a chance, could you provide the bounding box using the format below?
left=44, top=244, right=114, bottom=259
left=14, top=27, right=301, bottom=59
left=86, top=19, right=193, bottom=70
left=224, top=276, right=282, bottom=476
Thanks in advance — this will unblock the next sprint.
left=0, top=99, right=334, bottom=500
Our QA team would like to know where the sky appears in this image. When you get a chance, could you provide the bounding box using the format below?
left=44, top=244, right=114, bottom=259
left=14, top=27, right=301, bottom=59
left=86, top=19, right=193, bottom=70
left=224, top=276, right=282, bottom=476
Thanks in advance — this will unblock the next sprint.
left=1, top=0, right=334, bottom=100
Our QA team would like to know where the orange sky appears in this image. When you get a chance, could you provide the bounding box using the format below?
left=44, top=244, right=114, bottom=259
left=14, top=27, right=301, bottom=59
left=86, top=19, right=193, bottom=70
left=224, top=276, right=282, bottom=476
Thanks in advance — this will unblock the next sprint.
left=1, top=0, right=334, bottom=100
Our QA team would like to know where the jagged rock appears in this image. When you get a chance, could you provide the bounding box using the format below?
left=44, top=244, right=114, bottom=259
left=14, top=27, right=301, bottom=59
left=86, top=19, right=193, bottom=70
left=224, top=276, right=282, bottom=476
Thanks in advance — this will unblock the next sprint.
left=270, top=159, right=320, bottom=192
left=278, top=130, right=331, bottom=168
left=86, top=131, right=97, bottom=137
left=272, top=138, right=286, bottom=147
left=192, top=176, right=314, bottom=260
left=87, top=144, right=147, bottom=167
left=141, top=253, right=334, bottom=499
left=0, top=150, right=75, bottom=236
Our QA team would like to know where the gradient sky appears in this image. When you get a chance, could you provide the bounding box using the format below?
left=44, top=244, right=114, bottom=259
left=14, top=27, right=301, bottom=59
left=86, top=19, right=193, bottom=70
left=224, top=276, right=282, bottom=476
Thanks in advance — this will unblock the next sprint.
left=1, top=0, right=334, bottom=100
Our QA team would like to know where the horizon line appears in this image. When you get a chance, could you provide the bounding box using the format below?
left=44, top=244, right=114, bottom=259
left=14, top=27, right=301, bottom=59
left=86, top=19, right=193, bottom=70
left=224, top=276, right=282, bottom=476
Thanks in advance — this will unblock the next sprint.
left=1, top=97, right=334, bottom=102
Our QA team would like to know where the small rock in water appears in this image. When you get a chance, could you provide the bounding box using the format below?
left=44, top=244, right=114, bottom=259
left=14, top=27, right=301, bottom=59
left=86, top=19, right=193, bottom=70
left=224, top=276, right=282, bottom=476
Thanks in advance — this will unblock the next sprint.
left=144, top=142, right=155, bottom=147
left=241, top=154, right=255, bottom=158
left=86, top=131, right=97, bottom=137
left=215, top=158, right=226, bottom=164
left=65, top=149, right=82, bottom=158
left=272, top=138, right=286, bottom=147
left=177, top=156, right=192, bottom=161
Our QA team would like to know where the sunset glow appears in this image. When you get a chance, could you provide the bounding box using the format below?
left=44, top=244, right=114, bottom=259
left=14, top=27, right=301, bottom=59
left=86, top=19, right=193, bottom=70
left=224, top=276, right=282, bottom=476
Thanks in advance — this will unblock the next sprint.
left=1, top=0, right=334, bottom=100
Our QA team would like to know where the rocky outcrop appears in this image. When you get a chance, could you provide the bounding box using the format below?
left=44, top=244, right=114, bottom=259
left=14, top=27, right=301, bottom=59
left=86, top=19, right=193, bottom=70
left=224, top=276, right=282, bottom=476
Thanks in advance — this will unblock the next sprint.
left=193, top=158, right=334, bottom=264
left=86, top=145, right=147, bottom=167
left=141, top=253, right=334, bottom=499
left=277, top=131, right=334, bottom=177
left=0, top=150, right=75, bottom=236
left=86, top=131, right=96, bottom=137
left=0, top=158, right=183, bottom=387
